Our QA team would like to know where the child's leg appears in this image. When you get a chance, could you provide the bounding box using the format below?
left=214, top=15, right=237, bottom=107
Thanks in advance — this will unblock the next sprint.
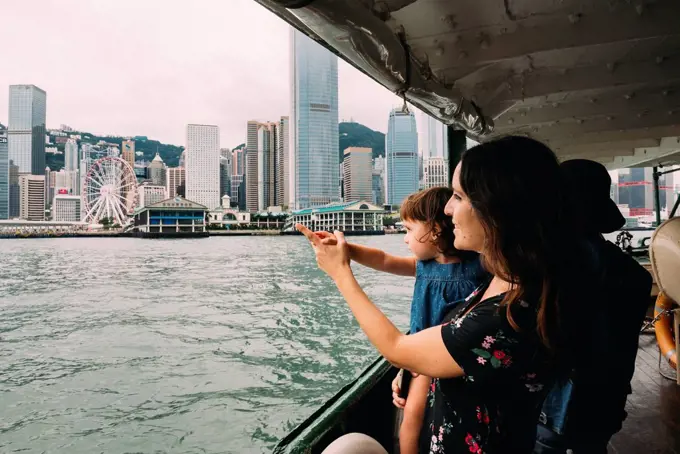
left=399, top=374, right=430, bottom=454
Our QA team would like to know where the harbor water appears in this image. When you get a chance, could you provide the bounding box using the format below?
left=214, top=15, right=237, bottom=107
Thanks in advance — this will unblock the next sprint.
left=0, top=236, right=412, bottom=453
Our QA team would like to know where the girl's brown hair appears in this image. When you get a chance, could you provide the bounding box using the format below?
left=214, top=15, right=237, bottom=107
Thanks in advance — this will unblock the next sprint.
left=400, top=187, right=472, bottom=259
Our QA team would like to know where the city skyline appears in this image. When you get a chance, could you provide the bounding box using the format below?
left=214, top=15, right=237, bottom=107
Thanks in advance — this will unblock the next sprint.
left=0, top=0, right=401, bottom=148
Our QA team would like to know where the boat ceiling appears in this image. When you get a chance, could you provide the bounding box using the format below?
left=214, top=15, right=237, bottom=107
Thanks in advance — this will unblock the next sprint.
left=254, top=0, right=680, bottom=169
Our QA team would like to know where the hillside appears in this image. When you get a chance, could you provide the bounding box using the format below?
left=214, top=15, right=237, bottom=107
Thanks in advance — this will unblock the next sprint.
left=339, top=122, right=384, bottom=162
left=45, top=130, right=184, bottom=171
left=44, top=121, right=383, bottom=171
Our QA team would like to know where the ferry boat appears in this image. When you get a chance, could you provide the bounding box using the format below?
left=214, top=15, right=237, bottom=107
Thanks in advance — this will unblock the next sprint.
left=252, top=0, right=680, bottom=452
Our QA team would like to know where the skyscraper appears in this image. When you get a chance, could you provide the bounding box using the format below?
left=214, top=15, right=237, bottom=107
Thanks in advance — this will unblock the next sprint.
left=166, top=167, right=185, bottom=198
left=246, top=121, right=279, bottom=212
left=423, top=157, right=448, bottom=189
left=122, top=139, right=135, bottom=169
left=290, top=29, right=340, bottom=210
left=343, top=147, right=373, bottom=202
left=9, top=161, right=20, bottom=218
left=19, top=174, right=45, bottom=221
left=385, top=108, right=418, bottom=206
left=148, top=153, right=166, bottom=186
left=0, top=129, right=8, bottom=219
left=422, top=114, right=448, bottom=160
left=372, top=156, right=385, bottom=207
left=65, top=139, right=79, bottom=172
left=8, top=85, right=47, bottom=175
left=185, top=124, right=220, bottom=209
left=278, top=116, right=290, bottom=208
left=421, top=114, right=449, bottom=189
left=220, top=148, right=232, bottom=199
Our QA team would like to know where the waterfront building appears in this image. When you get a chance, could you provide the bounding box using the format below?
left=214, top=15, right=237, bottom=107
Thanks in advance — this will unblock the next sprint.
left=185, top=124, right=220, bottom=210
left=287, top=200, right=384, bottom=233
left=290, top=29, right=340, bottom=210
left=133, top=196, right=207, bottom=234
left=342, top=147, right=372, bottom=203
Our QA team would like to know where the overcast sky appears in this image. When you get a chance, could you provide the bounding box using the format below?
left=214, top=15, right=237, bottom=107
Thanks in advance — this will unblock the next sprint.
left=0, top=0, right=404, bottom=147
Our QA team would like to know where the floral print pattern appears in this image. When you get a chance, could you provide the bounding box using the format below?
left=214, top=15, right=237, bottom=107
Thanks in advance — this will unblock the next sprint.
left=420, top=281, right=555, bottom=454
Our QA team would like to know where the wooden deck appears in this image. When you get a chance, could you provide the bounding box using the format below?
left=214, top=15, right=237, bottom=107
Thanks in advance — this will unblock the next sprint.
left=609, top=331, right=680, bottom=454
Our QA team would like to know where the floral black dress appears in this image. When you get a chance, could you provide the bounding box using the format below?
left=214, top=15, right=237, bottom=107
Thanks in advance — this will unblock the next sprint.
left=420, top=281, right=556, bottom=454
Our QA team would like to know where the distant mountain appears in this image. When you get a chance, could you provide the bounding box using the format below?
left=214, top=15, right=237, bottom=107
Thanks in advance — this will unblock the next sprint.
left=339, top=122, right=385, bottom=162
left=43, top=121, right=384, bottom=172
left=45, top=130, right=184, bottom=171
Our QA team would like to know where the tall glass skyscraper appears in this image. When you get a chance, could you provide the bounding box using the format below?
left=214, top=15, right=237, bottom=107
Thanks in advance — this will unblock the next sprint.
left=290, top=30, right=340, bottom=210
left=8, top=85, right=46, bottom=175
left=422, top=114, right=448, bottom=159
left=385, top=108, right=418, bottom=206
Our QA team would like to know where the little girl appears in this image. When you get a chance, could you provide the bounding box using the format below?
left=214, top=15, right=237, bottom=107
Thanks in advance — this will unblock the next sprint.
left=328, top=187, right=488, bottom=454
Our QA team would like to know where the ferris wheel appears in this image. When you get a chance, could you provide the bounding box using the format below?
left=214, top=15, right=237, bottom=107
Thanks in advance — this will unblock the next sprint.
left=82, top=156, right=138, bottom=225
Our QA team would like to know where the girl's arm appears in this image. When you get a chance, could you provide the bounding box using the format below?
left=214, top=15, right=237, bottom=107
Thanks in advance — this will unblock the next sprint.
left=348, top=243, right=416, bottom=277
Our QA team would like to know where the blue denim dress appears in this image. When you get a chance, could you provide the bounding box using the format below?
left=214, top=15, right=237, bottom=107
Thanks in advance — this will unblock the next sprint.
left=409, top=256, right=488, bottom=334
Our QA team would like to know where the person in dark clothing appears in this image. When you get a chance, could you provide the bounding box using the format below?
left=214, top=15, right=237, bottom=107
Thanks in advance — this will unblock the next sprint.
left=534, top=159, right=653, bottom=453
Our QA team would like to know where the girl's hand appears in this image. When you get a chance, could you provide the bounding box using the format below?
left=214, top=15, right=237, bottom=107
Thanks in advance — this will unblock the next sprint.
left=391, top=372, right=406, bottom=409
left=297, top=224, right=351, bottom=281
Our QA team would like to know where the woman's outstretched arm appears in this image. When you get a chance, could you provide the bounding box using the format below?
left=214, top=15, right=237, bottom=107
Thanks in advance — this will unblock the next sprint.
left=298, top=224, right=463, bottom=378
left=334, top=268, right=462, bottom=378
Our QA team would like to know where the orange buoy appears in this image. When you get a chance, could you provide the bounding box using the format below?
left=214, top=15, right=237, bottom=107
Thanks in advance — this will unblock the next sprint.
left=653, top=292, right=678, bottom=368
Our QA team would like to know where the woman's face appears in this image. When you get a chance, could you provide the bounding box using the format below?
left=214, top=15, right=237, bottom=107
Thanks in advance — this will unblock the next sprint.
left=444, top=163, right=486, bottom=253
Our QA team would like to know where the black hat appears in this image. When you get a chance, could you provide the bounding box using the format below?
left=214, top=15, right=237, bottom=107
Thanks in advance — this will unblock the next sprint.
left=560, top=159, right=625, bottom=234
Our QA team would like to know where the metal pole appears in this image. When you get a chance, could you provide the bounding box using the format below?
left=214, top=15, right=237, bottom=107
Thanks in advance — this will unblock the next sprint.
left=671, top=193, right=680, bottom=219
left=446, top=127, right=468, bottom=187
left=653, top=166, right=662, bottom=226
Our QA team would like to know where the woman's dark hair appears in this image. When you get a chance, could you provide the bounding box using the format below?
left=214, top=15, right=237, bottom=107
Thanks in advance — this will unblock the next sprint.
left=459, top=136, right=570, bottom=352
left=400, top=187, right=474, bottom=260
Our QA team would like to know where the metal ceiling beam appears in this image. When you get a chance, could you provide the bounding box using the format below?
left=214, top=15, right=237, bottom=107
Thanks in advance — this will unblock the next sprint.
left=481, top=58, right=680, bottom=117
left=503, top=110, right=680, bottom=142
left=407, top=1, right=680, bottom=71
left=556, top=148, right=637, bottom=160
left=606, top=139, right=680, bottom=169
left=553, top=139, right=661, bottom=155
left=543, top=125, right=680, bottom=148
left=494, top=86, right=680, bottom=128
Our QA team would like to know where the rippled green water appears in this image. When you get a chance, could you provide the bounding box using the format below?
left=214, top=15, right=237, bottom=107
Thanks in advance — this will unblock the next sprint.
left=0, top=236, right=411, bottom=453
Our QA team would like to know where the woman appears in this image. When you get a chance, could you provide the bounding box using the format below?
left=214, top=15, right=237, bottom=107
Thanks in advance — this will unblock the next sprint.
left=298, top=136, right=574, bottom=453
